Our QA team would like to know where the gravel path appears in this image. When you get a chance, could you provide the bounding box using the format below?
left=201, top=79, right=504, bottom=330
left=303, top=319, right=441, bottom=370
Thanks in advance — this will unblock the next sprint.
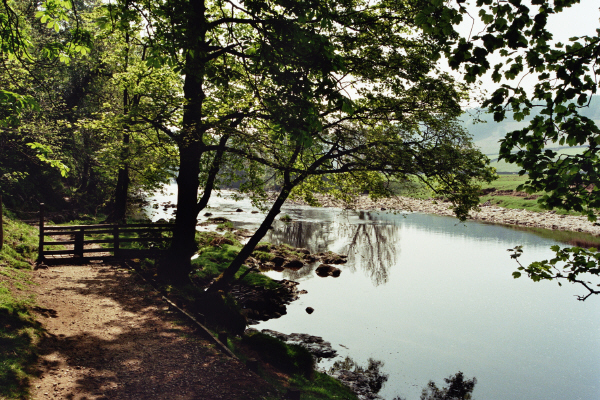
left=30, top=263, right=275, bottom=400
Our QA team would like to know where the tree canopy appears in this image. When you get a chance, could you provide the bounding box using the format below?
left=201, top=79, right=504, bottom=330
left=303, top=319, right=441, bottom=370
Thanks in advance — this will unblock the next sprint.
left=2, top=0, right=495, bottom=286
left=418, top=0, right=600, bottom=299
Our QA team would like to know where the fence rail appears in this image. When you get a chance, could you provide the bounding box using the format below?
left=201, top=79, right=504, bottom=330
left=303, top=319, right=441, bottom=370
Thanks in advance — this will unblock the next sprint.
left=38, top=203, right=174, bottom=265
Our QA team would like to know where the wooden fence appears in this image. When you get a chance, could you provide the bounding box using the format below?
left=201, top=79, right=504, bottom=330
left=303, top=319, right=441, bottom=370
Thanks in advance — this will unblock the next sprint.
left=38, top=203, right=174, bottom=265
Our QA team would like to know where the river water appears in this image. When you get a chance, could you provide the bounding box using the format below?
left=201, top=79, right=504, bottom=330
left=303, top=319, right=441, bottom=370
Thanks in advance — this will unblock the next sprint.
left=147, top=189, right=600, bottom=400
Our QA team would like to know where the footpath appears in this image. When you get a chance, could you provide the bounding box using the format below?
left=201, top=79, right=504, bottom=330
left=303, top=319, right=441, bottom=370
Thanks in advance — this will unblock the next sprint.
left=30, top=263, right=274, bottom=400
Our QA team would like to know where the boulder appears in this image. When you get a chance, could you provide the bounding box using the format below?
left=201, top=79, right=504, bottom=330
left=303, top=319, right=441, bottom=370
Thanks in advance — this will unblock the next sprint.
left=315, top=264, right=341, bottom=277
left=271, top=256, right=286, bottom=267
left=319, top=252, right=348, bottom=264
left=283, top=259, right=304, bottom=270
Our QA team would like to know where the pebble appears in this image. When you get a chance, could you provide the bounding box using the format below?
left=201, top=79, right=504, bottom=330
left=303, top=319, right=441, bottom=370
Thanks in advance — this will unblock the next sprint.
left=279, top=194, right=600, bottom=236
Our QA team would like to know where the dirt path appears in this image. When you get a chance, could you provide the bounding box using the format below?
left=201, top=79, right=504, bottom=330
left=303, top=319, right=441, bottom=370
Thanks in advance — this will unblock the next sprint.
left=29, top=263, right=276, bottom=400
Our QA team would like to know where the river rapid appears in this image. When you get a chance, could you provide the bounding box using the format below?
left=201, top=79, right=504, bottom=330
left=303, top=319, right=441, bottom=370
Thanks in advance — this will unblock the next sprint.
left=147, top=188, right=600, bottom=400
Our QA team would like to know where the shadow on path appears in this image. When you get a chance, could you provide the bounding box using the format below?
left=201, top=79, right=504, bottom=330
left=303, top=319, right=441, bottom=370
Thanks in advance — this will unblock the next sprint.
left=31, top=264, right=275, bottom=400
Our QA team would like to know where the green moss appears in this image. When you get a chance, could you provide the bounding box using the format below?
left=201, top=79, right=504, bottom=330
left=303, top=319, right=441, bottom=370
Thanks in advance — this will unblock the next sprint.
left=216, top=221, right=234, bottom=230
left=252, top=251, right=274, bottom=262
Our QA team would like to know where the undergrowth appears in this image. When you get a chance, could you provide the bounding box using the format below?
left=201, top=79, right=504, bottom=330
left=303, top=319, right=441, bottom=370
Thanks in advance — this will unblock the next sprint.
left=0, top=210, right=42, bottom=399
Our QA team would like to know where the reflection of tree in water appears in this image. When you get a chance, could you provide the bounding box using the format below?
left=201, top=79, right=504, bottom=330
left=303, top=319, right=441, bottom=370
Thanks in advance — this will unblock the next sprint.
left=328, top=356, right=389, bottom=395
left=281, top=262, right=317, bottom=280
left=265, top=221, right=332, bottom=253
left=265, top=218, right=400, bottom=286
left=340, top=223, right=399, bottom=286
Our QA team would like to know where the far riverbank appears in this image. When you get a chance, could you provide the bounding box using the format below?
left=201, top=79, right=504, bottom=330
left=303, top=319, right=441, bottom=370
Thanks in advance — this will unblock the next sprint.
left=279, top=194, right=600, bottom=236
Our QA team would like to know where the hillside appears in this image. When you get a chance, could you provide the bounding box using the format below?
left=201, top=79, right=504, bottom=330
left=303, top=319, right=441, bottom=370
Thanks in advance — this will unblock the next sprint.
left=463, top=95, right=600, bottom=172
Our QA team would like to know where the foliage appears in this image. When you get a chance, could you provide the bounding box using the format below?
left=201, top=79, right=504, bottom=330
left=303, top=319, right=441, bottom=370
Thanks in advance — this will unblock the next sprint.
left=417, top=0, right=600, bottom=298
left=510, top=245, right=600, bottom=301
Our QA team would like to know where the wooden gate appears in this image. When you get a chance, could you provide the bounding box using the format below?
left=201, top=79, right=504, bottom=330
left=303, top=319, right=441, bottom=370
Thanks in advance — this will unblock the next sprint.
left=37, top=203, right=174, bottom=265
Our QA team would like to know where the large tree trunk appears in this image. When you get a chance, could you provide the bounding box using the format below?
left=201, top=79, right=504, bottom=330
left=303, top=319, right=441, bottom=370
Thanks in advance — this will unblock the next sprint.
left=208, top=185, right=292, bottom=292
left=112, top=133, right=130, bottom=222
left=162, top=0, right=208, bottom=282
left=163, top=142, right=203, bottom=282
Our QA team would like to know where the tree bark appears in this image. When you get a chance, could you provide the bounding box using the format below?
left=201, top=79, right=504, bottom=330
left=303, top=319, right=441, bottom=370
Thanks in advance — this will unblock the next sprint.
left=164, top=142, right=203, bottom=282
left=160, top=0, right=208, bottom=282
left=112, top=133, right=130, bottom=222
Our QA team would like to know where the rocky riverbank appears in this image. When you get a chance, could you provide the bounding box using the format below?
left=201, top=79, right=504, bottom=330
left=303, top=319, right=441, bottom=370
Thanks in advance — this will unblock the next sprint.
left=280, top=194, right=600, bottom=236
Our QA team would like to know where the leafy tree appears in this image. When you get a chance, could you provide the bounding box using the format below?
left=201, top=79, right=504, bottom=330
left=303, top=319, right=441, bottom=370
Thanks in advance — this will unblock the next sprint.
left=97, top=0, right=495, bottom=285
left=0, top=0, right=91, bottom=207
left=418, top=0, right=600, bottom=299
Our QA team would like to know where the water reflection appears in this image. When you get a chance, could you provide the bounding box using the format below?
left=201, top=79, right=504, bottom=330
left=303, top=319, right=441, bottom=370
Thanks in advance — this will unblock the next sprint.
left=265, top=219, right=401, bottom=286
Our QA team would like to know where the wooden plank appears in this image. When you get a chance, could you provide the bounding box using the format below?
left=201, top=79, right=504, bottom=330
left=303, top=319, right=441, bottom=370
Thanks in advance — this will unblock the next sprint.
left=43, top=224, right=115, bottom=230
left=38, top=203, right=44, bottom=261
left=42, top=240, right=76, bottom=246
left=43, top=223, right=174, bottom=231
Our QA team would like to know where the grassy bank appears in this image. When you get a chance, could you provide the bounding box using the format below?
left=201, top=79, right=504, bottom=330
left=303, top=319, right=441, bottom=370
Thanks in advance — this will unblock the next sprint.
left=0, top=211, right=42, bottom=399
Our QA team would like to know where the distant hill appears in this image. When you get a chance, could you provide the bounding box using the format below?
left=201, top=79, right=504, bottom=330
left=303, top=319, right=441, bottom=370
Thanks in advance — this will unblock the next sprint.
left=462, top=95, right=600, bottom=157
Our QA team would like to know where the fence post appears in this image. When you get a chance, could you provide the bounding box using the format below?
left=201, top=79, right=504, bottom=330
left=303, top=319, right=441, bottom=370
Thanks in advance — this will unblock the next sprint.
left=113, top=225, right=120, bottom=257
left=38, top=203, right=45, bottom=261
left=0, top=194, right=3, bottom=251
left=74, top=228, right=84, bottom=258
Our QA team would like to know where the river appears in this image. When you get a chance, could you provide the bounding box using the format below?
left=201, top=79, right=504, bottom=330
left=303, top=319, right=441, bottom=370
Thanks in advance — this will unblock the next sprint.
left=147, top=189, right=600, bottom=400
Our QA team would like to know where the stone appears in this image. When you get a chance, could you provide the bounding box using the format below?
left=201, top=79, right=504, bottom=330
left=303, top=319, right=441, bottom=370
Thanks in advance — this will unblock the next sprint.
left=283, top=259, right=304, bottom=270
left=271, top=256, right=285, bottom=267
left=306, top=307, right=314, bottom=314
left=315, top=264, right=341, bottom=277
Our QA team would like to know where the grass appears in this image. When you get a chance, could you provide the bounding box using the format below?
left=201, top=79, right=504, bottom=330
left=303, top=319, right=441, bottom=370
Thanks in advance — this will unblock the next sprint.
left=480, top=174, right=530, bottom=192
left=479, top=175, right=585, bottom=215
left=232, top=332, right=360, bottom=400
left=191, top=233, right=279, bottom=289
left=0, top=210, right=43, bottom=399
